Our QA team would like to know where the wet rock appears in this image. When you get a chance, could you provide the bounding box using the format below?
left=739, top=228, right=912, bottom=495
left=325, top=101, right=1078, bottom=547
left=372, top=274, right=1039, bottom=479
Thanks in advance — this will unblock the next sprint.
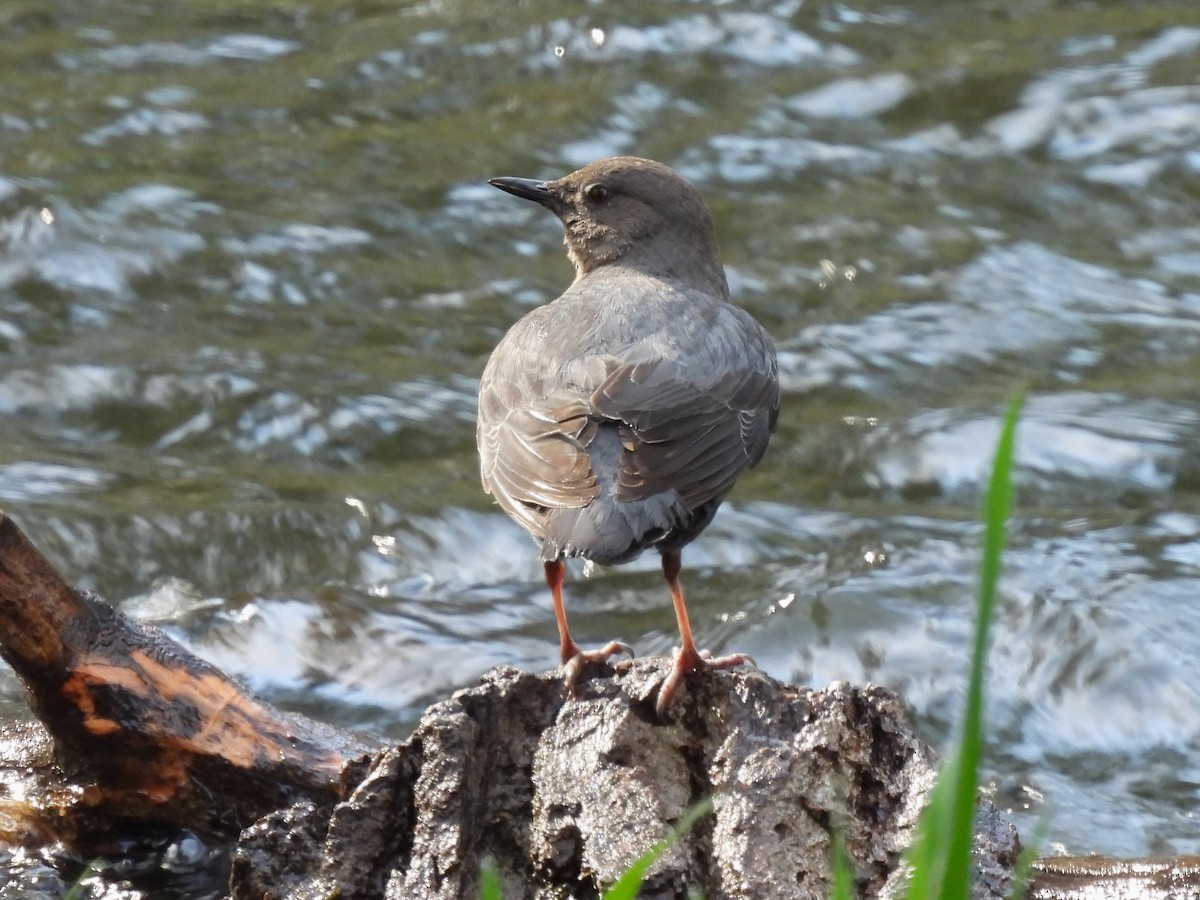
left=231, top=661, right=1019, bottom=900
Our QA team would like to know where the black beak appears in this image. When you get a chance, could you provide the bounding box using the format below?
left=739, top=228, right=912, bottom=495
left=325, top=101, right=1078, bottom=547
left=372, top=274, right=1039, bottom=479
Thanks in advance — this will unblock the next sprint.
left=488, top=176, right=557, bottom=209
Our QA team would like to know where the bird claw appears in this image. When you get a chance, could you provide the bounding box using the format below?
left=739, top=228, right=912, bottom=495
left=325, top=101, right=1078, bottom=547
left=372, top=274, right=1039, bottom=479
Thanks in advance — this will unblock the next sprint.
left=655, top=647, right=756, bottom=717
left=562, top=640, right=634, bottom=692
left=698, top=648, right=758, bottom=670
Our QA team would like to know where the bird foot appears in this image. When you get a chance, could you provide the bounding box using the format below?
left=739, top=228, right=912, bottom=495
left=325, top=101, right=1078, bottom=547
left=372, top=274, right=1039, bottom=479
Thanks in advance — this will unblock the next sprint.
left=562, top=640, right=634, bottom=691
left=655, top=646, right=756, bottom=716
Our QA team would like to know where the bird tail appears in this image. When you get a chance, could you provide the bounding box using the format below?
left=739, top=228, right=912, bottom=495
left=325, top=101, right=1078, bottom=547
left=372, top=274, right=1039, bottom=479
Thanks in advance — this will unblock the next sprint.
left=538, top=423, right=687, bottom=566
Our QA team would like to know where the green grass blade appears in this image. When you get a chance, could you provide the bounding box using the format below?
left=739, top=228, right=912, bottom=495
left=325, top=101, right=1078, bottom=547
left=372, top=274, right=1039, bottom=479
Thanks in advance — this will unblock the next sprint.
left=64, top=860, right=102, bottom=900
left=479, top=856, right=503, bottom=900
left=902, top=753, right=957, bottom=898
left=904, top=392, right=1023, bottom=900
left=939, top=391, right=1023, bottom=899
left=1010, top=807, right=1052, bottom=900
left=602, top=798, right=714, bottom=900
left=830, top=828, right=856, bottom=900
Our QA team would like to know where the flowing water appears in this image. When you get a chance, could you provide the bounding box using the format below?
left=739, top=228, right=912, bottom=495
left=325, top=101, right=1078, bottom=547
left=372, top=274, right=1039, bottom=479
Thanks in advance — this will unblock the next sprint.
left=3, top=0, right=1200, bottom=883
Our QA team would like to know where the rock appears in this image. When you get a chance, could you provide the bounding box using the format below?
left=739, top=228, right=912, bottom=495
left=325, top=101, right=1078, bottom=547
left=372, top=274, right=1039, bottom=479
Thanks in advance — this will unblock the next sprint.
left=231, top=661, right=1019, bottom=900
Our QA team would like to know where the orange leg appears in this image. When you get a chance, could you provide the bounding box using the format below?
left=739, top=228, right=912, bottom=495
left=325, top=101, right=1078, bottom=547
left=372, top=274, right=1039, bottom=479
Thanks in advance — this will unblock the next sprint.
left=544, top=560, right=631, bottom=688
left=656, top=550, right=755, bottom=715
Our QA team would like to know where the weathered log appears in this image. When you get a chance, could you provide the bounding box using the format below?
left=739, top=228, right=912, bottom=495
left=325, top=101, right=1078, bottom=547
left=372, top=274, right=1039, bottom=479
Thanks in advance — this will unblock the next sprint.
left=1029, top=855, right=1200, bottom=899
left=0, top=509, right=375, bottom=841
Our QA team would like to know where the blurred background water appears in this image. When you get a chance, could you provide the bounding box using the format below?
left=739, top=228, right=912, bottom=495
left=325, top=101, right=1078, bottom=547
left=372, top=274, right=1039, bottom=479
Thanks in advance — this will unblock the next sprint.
left=2, top=0, right=1200, bottom=871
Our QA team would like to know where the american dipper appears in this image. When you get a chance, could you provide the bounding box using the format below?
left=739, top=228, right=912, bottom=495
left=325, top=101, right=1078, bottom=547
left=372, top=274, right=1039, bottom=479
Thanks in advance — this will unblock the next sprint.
left=479, top=156, right=779, bottom=714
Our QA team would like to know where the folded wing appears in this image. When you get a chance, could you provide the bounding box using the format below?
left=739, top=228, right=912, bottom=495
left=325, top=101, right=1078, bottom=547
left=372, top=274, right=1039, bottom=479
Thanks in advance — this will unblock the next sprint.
left=479, top=306, right=778, bottom=541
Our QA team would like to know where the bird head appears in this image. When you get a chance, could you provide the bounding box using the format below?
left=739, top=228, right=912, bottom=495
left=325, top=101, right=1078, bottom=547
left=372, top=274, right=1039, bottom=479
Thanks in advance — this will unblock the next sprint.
left=489, top=156, right=725, bottom=291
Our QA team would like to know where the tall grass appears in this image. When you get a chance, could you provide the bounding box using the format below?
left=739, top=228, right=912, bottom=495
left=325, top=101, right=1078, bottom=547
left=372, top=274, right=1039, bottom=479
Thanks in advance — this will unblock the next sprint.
left=902, top=392, right=1023, bottom=900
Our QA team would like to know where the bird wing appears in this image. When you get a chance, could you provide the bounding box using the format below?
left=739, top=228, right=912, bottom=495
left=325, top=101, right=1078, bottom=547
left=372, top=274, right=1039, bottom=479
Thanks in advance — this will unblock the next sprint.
left=588, top=345, right=777, bottom=511
left=478, top=370, right=601, bottom=535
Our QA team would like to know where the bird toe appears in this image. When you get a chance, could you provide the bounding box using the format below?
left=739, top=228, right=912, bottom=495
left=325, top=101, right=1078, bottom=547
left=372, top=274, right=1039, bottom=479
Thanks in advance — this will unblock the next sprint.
left=655, top=646, right=755, bottom=715
left=561, top=640, right=634, bottom=693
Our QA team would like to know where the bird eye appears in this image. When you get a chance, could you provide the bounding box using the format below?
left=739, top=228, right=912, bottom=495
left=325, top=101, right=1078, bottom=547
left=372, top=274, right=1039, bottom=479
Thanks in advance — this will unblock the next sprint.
left=584, top=183, right=611, bottom=204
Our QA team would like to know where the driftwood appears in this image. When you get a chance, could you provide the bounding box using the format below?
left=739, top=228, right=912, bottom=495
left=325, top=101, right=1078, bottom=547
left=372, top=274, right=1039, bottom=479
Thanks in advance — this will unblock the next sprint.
left=0, top=508, right=1197, bottom=899
left=0, top=509, right=375, bottom=846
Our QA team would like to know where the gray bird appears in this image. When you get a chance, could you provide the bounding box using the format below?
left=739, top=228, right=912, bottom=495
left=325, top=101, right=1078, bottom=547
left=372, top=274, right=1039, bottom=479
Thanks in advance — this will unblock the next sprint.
left=478, top=156, right=779, bottom=713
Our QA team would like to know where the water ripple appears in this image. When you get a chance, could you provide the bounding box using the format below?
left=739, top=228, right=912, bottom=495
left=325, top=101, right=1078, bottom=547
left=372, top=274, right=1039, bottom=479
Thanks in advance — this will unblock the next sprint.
left=868, top=393, right=1198, bottom=497
left=0, top=463, right=111, bottom=502
left=0, top=186, right=210, bottom=299
left=788, top=72, right=915, bottom=119
left=780, top=242, right=1200, bottom=394
left=77, top=34, right=300, bottom=70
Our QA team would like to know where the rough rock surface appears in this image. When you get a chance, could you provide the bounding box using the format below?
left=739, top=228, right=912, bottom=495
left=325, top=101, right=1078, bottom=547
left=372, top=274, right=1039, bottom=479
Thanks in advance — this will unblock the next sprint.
left=231, top=660, right=1019, bottom=900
